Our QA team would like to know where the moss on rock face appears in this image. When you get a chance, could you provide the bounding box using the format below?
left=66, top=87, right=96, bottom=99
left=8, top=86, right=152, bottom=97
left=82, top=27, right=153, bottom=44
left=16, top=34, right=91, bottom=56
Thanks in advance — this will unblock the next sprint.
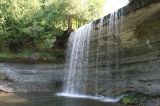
left=120, top=93, right=148, bottom=105
left=0, top=73, right=6, bottom=81
left=121, top=94, right=139, bottom=105
left=0, top=74, right=5, bottom=81
left=0, top=71, right=10, bottom=81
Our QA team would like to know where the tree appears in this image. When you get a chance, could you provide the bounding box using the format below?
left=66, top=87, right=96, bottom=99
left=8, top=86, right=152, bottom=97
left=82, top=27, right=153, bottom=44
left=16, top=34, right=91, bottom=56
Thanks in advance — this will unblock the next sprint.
left=0, top=0, right=106, bottom=51
left=61, top=0, right=105, bottom=29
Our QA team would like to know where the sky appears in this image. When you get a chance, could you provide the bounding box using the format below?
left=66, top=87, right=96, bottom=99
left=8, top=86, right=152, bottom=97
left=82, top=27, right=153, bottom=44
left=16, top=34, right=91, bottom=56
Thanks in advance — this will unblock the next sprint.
left=103, top=0, right=129, bottom=14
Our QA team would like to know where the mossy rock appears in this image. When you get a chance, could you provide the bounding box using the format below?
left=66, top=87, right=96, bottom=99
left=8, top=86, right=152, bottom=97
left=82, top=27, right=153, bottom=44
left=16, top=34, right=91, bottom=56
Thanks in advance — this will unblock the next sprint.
left=120, top=93, right=148, bottom=105
left=0, top=72, right=10, bottom=81
left=0, top=73, right=6, bottom=81
left=121, top=94, right=139, bottom=105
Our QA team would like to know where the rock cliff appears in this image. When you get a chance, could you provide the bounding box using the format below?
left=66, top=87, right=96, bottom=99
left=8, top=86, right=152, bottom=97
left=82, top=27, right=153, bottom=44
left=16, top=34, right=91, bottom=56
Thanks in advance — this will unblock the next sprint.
left=85, top=0, right=160, bottom=96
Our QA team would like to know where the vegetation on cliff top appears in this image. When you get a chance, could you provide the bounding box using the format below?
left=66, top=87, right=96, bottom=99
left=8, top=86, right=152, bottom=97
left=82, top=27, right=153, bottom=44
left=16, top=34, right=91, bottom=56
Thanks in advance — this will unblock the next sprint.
left=0, top=0, right=105, bottom=53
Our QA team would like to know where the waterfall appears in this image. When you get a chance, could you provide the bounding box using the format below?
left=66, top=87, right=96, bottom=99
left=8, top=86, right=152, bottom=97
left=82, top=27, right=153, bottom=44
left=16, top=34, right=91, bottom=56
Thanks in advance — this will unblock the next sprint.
left=63, top=23, right=92, bottom=95
left=61, top=11, right=123, bottom=96
left=58, top=0, right=129, bottom=101
left=105, top=11, right=121, bottom=95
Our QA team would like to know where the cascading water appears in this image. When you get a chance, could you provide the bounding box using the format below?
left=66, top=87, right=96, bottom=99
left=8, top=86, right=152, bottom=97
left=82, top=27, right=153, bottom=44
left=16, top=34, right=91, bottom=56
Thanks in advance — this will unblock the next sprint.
left=105, top=11, right=121, bottom=96
left=58, top=0, right=129, bottom=102
left=63, top=23, right=92, bottom=95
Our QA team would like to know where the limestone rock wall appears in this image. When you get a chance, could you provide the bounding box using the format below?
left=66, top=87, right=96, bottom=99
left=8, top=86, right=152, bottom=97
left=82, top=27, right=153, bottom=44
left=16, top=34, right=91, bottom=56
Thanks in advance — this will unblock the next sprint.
left=85, top=0, right=160, bottom=96
left=0, top=63, right=64, bottom=92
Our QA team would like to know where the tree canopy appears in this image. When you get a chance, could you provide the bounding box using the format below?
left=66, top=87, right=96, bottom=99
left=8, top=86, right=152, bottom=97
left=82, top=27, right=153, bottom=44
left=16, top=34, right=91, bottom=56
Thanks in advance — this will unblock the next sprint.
left=0, top=0, right=105, bottom=51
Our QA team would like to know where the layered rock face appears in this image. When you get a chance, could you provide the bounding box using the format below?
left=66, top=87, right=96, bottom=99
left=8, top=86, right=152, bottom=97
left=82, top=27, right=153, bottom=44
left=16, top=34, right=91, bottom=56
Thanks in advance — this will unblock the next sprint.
left=0, top=63, right=64, bottom=92
left=85, top=0, right=160, bottom=96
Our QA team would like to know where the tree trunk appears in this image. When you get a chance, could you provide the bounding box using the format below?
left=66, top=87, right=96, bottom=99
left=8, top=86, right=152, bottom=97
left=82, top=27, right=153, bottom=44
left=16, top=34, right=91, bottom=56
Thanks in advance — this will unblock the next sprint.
left=67, top=16, right=72, bottom=29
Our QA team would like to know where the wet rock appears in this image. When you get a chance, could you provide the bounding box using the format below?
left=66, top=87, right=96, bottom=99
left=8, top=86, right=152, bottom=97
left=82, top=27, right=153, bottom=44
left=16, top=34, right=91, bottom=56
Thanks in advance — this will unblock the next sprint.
left=140, top=97, right=160, bottom=106
left=0, top=73, right=7, bottom=81
left=120, top=95, right=139, bottom=105
left=85, top=1, right=160, bottom=97
left=0, top=84, right=14, bottom=93
left=0, top=63, right=64, bottom=93
left=120, top=92, right=149, bottom=105
left=0, top=70, right=11, bottom=81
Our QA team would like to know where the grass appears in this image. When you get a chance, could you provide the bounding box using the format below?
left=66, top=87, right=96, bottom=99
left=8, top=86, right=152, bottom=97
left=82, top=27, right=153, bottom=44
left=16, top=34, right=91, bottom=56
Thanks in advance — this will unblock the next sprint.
left=0, top=49, right=65, bottom=63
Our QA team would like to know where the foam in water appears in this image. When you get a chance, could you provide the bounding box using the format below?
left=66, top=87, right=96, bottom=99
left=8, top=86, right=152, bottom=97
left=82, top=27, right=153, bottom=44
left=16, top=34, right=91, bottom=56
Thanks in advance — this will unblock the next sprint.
left=57, top=93, right=124, bottom=102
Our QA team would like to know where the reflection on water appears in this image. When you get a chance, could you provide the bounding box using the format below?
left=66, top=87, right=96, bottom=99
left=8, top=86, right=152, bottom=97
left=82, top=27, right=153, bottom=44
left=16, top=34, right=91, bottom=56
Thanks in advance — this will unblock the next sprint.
left=0, top=92, right=124, bottom=106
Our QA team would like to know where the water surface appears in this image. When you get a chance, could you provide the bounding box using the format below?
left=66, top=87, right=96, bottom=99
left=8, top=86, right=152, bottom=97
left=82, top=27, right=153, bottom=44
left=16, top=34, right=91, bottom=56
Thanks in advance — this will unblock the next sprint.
left=0, top=92, right=125, bottom=106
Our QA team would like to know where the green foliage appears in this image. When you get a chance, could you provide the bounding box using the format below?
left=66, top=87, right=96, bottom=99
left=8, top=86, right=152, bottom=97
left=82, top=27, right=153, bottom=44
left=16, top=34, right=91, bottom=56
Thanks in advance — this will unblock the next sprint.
left=120, top=93, right=148, bottom=105
left=121, top=94, right=138, bottom=104
left=0, top=0, right=105, bottom=51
